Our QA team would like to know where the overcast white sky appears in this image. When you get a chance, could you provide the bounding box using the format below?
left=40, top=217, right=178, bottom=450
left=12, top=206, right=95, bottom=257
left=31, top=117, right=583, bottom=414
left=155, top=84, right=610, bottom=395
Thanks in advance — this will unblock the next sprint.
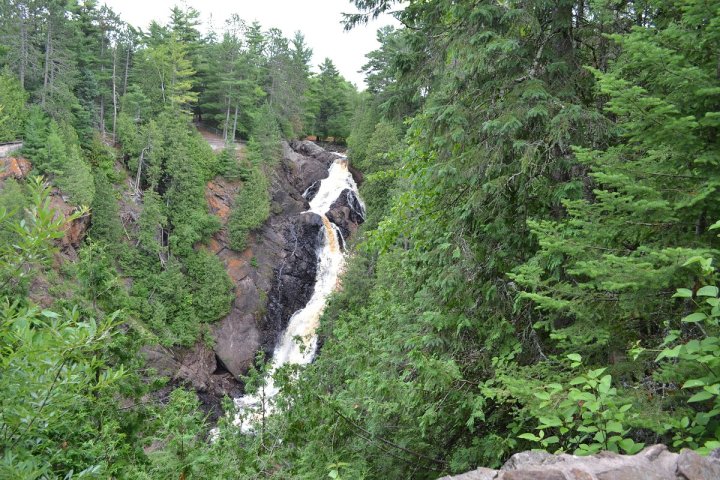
left=101, top=0, right=398, bottom=88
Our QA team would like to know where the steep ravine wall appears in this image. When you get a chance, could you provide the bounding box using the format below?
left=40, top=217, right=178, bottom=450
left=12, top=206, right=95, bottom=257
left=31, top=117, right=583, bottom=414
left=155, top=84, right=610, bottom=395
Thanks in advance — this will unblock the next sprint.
left=144, top=141, right=363, bottom=416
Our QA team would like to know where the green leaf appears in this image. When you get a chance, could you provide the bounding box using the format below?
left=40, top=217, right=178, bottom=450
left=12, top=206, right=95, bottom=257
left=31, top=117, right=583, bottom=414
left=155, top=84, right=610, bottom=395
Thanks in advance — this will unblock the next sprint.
left=683, top=256, right=710, bottom=268
left=673, top=288, right=693, bottom=298
left=518, top=433, right=540, bottom=442
left=538, top=416, right=563, bottom=428
left=606, top=421, right=624, bottom=433
left=688, top=391, right=714, bottom=403
left=567, top=353, right=582, bottom=363
left=682, top=312, right=707, bottom=323
left=619, top=438, right=644, bottom=454
left=697, top=286, right=719, bottom=297
left=656, top=345, right=682, bottom=361
left=682, top=379, right=707, bottom=389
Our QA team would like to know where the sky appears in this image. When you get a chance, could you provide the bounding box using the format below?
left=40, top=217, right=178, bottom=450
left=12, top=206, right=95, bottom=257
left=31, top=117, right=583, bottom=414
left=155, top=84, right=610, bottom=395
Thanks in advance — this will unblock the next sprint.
left=101, top=0, right=399, bottom=88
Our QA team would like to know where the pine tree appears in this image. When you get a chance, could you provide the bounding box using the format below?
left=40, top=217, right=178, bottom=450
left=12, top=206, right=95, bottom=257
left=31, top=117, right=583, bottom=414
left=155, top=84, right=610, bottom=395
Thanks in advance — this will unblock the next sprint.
left=312, top=58, right=352, bottom=139
left=89, top=171, right=122, bottom=244
left=0, top=67, right=27, bottom=141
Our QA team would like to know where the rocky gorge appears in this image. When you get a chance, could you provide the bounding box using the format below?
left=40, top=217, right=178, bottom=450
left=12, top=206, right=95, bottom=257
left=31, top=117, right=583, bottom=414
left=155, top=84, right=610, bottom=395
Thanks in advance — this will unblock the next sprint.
left=1, top=138, right=363, bottom=418
left=143, top=139, right=364, bottom=415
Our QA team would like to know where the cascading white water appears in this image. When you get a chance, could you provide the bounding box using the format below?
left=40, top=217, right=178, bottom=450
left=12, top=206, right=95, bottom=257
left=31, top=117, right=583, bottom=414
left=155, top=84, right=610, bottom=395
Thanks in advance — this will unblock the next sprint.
left=232, top=155, right=363, bottom=432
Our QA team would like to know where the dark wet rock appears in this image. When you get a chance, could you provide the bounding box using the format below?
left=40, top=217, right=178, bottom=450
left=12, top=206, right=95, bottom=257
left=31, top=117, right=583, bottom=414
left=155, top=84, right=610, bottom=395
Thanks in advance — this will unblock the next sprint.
left=260, top=212, right=323, bottom=354
left=439, top=444, right=720, bottom=480
left=303, top=180, right=321, bottom=202
left=326, top=188, right=365, bottom=242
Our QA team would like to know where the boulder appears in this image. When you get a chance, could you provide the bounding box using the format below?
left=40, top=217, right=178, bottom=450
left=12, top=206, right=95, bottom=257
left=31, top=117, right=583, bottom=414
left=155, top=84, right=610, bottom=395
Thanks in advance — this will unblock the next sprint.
left=438, top=445, right=720, bottom=480
left=212, top=307, right=260, bottom=378
left=326, top=188, right=365, bottom=242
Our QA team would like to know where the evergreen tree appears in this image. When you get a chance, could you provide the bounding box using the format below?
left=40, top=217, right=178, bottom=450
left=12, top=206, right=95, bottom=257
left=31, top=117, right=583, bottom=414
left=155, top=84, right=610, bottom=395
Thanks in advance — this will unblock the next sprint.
left=89, top=171, right=122, bottom=244
left=228, top=165, right=270, bottom=252
left=21, top=105, right=48, bottom=160
left=312, top=58, right=352, bottom=139
left=0, top=67, right=27, bottom=141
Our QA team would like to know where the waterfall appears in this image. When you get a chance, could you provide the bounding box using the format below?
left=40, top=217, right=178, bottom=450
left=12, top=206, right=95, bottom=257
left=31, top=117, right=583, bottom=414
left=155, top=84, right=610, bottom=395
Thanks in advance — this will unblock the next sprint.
left=232, top=156, right=362, bottom=432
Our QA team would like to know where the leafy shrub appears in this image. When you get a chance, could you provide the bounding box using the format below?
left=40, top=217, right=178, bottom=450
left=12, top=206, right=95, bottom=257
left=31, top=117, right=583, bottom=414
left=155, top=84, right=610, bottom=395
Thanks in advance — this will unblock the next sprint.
left=520, top=355, right=644, bottom=455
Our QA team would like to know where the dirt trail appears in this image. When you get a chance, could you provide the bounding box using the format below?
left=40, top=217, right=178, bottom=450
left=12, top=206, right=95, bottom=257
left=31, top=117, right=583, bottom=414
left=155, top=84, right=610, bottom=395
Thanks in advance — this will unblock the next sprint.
left=195, top=124, right=246, bottom=155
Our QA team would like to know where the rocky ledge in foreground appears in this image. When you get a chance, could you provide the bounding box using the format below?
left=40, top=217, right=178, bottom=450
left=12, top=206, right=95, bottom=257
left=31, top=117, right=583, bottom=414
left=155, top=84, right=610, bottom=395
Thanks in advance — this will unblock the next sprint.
left=440, top=444, right=720, bottom=480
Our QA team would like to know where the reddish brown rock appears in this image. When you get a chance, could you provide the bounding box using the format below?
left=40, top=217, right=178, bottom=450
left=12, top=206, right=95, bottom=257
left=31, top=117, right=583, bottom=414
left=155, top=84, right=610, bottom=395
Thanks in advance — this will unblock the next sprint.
left=49, top=189, right=90, bottom=254
left=0, top=156, right=31, bottom=181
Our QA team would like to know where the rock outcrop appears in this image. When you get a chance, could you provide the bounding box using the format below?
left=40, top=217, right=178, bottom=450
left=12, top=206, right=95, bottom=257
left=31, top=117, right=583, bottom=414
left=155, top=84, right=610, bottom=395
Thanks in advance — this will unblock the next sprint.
left=49, top=189, right=91, bottom=259
left=326, top=188, right=365, bottom=242
left=439, top=444, right=720, bottom=480
left=1, top=156, right=89, bottom=260
left=0, top=155, right=31, bottom=180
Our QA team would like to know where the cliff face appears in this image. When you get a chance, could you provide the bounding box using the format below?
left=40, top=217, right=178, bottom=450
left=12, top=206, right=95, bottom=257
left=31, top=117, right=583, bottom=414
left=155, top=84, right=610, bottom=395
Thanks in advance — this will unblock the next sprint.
left=144, top=140, right=363, bottom=412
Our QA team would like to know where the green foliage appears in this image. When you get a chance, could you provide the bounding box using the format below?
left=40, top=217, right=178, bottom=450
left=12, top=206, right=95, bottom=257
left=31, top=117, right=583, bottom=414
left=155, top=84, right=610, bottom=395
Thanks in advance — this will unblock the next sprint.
left=54, top=143, right=95, bottom=207
left=239, top=0, right=720, bottom=477
left=140, top=389, right=214, bottom=478
left=0, top=178, right=84, bottom=298
left=0, top=178, right=135, bottom=478
left=250, top=103, right=282, bottom=164
left=643, top=257, right=720, bottom=453
left=184, top=249, right=234, bottom=323
left=137, top=189, right=167, bottom=257
left=0, top=178, right=28, bottom=247
left=89, top=172, right=123, bottom=244
left=217, top=145, right=242, bottom=179
left=9, top=0, right=720, bottom=476
left=311, top=58, right=354, bottom=139
left=362, top=120, right=400, bottom=173
left=228, top=166, right=270, bottom=251
left=21, top=107, right=49, bottom=161
left=520, top=356, right=644, bottom=455
left=346, top=95, right=378, bottom=165
left=77, top=240, right=126, bottom=312
left=0, top=67, right=27, bottom=142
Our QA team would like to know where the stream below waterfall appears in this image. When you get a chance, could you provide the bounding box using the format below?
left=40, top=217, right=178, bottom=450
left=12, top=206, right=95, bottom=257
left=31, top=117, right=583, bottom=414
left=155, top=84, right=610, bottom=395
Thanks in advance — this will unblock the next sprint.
left=232, top=154, right=364, bottom=432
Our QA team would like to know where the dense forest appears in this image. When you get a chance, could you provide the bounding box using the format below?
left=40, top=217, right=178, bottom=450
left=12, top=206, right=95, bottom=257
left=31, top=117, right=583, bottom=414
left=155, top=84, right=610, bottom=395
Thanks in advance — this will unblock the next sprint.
left=1, top=0, right=720, bottom=478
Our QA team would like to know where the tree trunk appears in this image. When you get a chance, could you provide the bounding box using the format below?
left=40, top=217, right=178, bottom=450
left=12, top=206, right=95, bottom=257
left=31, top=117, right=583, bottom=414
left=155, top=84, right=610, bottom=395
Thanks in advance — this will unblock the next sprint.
left=232, top=103, right=239, bottom=143
left=112, top=47, right=118, bottom=142
left=223, top=95, right=231, bottom=142
left=99, top=35, right=106, bottom=133
left=123, top=43, right=131, bottom=95
left=42, top=23, right=52, bottom=107
left=135, top=147, right=147, bottom=195
left=19, top=7, right=27, bottom=88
